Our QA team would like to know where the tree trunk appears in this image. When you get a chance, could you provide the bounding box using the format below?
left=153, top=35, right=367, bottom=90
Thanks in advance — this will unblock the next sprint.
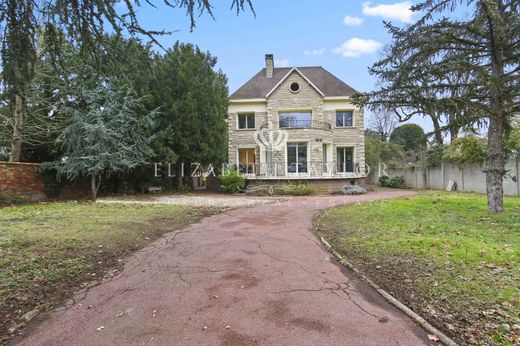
left=91, top=174, right=97, bottom=201
left=486, top=114, right=505, bottom=213
left=483, top=1, right=507, bottom=213
left=91, top=174, right=101, bottom=201
left=449, top=126, right=459, bottom=142
left=9, top=94, right=24, bottom=162
left=429, top=113, right=444, bottom=145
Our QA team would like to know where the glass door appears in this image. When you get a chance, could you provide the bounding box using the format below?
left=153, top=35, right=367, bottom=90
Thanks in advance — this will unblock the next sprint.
left=238, top=148, right=255, bottom=174
left=287, top=143, right=308, bottom=173
left=337, top=147, right=354, bottom=173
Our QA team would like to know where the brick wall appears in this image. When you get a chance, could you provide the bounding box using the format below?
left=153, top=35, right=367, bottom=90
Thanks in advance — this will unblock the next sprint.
left=0, top=161, right=46, bottom=201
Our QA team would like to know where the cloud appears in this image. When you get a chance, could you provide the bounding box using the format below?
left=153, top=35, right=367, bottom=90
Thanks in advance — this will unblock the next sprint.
left=333, top=38, right=382, bottom=57
left=343, top=15, right=364, bottom=26
left=362, top=1, right=415, bottom=23
left=274, top=59, right=290, bottom=67
left=304, top=48, right=325, bottom=56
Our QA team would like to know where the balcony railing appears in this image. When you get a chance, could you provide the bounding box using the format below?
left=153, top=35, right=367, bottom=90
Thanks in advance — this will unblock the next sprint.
left=259, top=120, right=332, bottom=131
left=236, top=161, right=365, bottom=178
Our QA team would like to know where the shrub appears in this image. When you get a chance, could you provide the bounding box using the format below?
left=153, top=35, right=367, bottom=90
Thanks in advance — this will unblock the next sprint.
left=277, top=181, right=315, bottom=196
left=219, top=168, right=246, bottom=193
left=443, top=136, right=487, bottom=164
left=37, top=161, right=63, bottom=199
left=424, top=144, right=446, bottom=166
left=379, top=175, right=407, bottom=188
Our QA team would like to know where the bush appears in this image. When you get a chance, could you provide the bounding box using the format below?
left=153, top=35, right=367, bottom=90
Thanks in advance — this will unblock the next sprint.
left=443, top=136, right=487, bottom=164
left=379, top=175, right=407, bottom=188
left=424, top=144, right=446, bottom=166
left=37, top=161, right=63, bottom=199
left=277, top=181, right=315, bottom=196
left=219, top=168, right=246, bottom=193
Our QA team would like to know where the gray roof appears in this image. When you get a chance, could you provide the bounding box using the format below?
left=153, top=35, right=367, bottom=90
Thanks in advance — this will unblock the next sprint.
left=229, top=66, right=357, bottom=100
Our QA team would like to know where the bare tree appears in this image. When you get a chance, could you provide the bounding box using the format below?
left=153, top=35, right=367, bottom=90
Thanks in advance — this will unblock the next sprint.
left=368, top=107, right=398, bottom=141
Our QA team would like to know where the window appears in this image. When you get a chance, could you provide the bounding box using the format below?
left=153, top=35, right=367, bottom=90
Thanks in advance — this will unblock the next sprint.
left=279, top=112, right=312, bottom=128
left=336, top=111, right=353, bottom=127
left=238, top=148, right=255, bottom=174
left=287, top=143, right=307, bottom=173
left=337, top=147, right=354, bottom=173
left=289, top=82, right=300, bottom=93
left=238, top=113, right=255, bottom=129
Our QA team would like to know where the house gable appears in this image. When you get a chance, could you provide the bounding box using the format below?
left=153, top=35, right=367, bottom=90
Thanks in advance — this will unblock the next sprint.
left=266, top=69, right=324, bottom=110
left=265, top=68, right=324, bottom=98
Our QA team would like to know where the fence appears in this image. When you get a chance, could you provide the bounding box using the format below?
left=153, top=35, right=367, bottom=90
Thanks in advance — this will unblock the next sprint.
left=373, top=158, right=520, bottom=197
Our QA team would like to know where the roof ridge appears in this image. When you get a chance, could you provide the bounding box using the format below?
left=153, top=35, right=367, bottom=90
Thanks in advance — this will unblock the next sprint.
left=229, top=65, right=357, bottom=100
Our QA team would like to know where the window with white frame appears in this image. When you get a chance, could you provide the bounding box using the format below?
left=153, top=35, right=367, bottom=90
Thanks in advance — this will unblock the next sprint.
left=336, top=111, right=353, bottom=127
left=287, top=142, right=307, bottom=173
left=337, top=147, right=354, bottom=173
left=279, top=112, right=312, bottom=128
left=238, top=113, right=255, bottom=129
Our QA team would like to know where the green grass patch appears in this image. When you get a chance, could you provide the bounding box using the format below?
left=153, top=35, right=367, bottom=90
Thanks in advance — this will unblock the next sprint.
left=315, top=191, right=519, bottom=345
left=0, top=201, right=222, bottom=342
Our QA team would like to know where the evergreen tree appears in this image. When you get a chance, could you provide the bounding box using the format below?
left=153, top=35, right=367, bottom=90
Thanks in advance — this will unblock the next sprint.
left=354, top=0, right=519, bottom=213
left=0, top=0, right=253, bottom=161
left=57, top=86, right=157, bottom=201
left=150, top=42, right=229, bottom=186
left=390, top=124, right=427, bottom=152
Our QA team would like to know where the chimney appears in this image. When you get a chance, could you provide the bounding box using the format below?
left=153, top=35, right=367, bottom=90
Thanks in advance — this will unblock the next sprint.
left=265, top=54, right=274, bottom=78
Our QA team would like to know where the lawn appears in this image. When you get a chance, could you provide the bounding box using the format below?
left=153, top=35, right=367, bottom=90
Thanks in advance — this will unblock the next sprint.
left=315, top=192, right=519, bottom=346
left=0, top=202, right=222, bottom=343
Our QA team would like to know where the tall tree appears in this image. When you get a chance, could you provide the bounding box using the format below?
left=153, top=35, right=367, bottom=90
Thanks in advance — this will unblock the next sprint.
left=390, top=124, right=427, bottom=152
left=150, top=42, right=229, bottom=186
left=369, top=107, right=398, bottom=141
left=58, top=86, right=157, bottom=201
left=354, top=0, right=519, bottom=213
left=0, top=0, right=253, bottom=162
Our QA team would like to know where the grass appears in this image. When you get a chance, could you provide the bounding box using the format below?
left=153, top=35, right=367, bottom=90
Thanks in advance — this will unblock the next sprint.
left=315, top=191, right=520, bottom=346
left=0, top=201, right=222, bottom=343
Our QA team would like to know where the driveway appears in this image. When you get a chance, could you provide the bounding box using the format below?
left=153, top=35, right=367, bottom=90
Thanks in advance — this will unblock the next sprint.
left=13, top=190, right=430, bottom=346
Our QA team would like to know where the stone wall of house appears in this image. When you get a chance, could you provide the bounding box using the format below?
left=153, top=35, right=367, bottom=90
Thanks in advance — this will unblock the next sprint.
left=227, top=70, right=365, bottom=175
left=0, top=161, right=46, bottom=201
left=266, top=71, right=325, bottom=165
left=227, top=110, right=267, bottom=166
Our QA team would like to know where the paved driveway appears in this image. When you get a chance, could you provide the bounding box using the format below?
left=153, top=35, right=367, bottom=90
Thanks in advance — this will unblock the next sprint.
left=13, top=190, right=429, bottom=346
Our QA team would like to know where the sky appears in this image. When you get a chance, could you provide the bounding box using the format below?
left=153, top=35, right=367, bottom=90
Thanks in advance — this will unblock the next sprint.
left=133, top=0, right=432, bottom=131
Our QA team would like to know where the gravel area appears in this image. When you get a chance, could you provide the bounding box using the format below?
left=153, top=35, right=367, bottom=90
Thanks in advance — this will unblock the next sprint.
left=98, top=193, right=288, bottom=207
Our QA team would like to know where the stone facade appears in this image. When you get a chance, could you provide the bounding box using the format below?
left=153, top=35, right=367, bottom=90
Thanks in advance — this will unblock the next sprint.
left=0, top=161, right=46, bottom=201
left=228, top=69, right=365, bottom=181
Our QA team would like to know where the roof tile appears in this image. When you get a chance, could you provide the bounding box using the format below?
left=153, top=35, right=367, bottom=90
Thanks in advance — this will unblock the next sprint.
left=229, top=66, right=357, bottom=99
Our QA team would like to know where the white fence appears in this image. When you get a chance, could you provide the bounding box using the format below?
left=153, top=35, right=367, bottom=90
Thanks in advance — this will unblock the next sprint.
left=373, top=159, right=520, bottom=197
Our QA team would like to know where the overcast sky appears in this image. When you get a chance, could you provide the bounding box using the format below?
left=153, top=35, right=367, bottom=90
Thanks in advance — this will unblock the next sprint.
left=134, top=0, right=440, bottom=132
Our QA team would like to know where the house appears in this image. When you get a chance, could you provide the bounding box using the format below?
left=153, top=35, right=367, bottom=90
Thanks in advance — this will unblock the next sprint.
left=227, top=54, right=366, bottom=190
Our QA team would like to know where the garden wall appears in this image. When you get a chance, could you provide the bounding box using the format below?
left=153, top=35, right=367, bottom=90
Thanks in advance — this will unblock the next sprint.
left=0, top=161, right=46, bottom=201
left=380, top=158, right=520, bottom=196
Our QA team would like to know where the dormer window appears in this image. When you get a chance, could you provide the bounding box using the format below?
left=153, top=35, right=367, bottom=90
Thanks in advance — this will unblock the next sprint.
left=238, top=113, right=255, bottom=129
